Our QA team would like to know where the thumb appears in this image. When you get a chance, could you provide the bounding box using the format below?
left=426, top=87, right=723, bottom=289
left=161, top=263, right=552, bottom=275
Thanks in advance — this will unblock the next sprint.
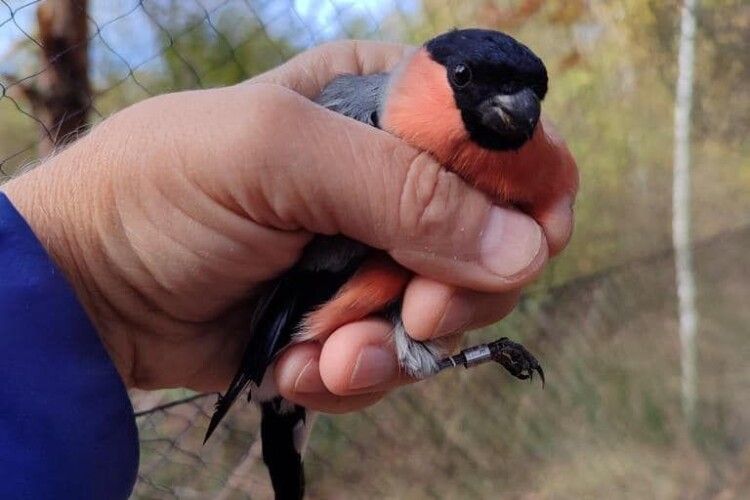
left=229, top=83, right=547, bottom=293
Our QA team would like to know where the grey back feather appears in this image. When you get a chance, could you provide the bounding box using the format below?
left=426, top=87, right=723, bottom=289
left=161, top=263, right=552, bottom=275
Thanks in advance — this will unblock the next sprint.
left=315, top=73, right=390, bottom=127
left=296, top=73, right=391, bottom=274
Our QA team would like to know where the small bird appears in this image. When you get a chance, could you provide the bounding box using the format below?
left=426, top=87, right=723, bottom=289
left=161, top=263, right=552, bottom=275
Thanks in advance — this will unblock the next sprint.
left=205, top=29, right=577, bottom=499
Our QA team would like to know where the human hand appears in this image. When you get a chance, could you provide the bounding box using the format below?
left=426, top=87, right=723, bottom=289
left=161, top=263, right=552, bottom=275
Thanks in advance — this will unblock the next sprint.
left=1, top=40, right=577, bottom=413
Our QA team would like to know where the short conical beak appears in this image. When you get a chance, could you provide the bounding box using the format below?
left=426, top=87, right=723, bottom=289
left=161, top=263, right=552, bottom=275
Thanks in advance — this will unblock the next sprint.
left=479, top=88, right=541, bottom=143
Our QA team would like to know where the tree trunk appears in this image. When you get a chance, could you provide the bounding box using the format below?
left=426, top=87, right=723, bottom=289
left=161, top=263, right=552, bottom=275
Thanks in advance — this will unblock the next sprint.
left=33, top=0, right=91, bottom=156
left=673, top=0, right=699, bottom=429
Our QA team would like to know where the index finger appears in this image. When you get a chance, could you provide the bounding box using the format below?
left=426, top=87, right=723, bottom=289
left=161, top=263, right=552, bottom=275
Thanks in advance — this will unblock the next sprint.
left=248, top=40, right=412, bottom=98
left=249, top=41, right=579, bottom=257
left=246, top=40, right=578, bottom=255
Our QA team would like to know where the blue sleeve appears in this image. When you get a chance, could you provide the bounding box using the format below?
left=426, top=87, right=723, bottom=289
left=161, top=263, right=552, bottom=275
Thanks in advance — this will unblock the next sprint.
left=0, top=193, right=138, bottom=499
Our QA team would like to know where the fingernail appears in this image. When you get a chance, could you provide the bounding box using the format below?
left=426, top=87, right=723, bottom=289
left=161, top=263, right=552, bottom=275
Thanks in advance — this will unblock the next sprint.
left=435, top=298, right=473, bottom=337
left=293, top=359, right=327, bottom=394
left=349, top=346, right=398, bottom=390
left=481, top=206, right=543, bottom=277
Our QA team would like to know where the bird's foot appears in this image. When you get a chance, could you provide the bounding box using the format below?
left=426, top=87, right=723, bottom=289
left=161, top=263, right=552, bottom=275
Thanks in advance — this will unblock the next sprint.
left=436, top=337, right=545, bottom=386
left=487, top=337, right=545, bottom=386
left=387, top=307, right=544, bottom=386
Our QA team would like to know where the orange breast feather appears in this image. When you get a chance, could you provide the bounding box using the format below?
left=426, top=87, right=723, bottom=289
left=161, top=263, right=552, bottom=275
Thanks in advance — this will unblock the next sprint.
left=381, top=48, right=578, bottom=214
left=299, top=255, right=411, bottom=342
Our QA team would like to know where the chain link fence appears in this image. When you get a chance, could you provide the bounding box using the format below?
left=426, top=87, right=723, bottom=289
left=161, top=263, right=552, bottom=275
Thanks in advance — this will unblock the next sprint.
left=2, top=1, right=750, bottom=498
left=0, top=0, right=425, bottom=176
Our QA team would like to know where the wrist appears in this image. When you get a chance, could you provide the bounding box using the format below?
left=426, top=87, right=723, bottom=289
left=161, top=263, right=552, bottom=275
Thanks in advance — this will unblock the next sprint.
left=1, top=147, right=135, bottom=385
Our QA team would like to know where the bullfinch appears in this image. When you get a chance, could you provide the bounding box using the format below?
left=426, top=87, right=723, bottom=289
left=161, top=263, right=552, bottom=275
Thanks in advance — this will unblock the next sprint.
left=205, top=29, right=578, bottom=499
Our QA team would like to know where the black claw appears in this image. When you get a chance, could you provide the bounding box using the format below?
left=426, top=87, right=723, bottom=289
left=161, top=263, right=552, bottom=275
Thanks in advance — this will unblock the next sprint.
left=488, top=337, right=544, bottom=387
left=535, top=365, right=545, bottom=388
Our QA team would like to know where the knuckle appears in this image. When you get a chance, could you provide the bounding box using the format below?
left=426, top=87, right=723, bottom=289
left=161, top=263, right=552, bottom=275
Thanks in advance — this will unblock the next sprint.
left=295, top=40, right=359, bottom=81
left=313, top=39, right=357, bottom=57
left=311, top=40, right=360, bottom=67
left=242, top=83, right=295, bottom=124
left=239, top=84, right=301, bottom=151
left=397, top=152, right=466, bottom=239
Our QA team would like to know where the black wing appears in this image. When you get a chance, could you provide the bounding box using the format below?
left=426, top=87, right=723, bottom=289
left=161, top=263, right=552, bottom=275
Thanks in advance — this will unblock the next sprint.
left=204, top=244, right=366, bottom=442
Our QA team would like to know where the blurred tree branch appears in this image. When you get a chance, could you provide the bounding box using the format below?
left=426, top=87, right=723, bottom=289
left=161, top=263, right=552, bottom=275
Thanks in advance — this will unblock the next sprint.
left=673, top=0, right=699, bottom=431
left=479, top=0, right=544, bottom=30
left=4, top=0, right=91, bottom=157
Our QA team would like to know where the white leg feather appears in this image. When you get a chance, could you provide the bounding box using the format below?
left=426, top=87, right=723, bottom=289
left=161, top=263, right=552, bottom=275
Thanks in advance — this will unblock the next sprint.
left=391, top=316, right=448, bottom=379
left=293, top=411, right=318, bottom=456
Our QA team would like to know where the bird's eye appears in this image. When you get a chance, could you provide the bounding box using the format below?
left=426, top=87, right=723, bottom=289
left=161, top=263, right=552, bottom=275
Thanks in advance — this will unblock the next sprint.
left=451, top=64, right=472, bottom=88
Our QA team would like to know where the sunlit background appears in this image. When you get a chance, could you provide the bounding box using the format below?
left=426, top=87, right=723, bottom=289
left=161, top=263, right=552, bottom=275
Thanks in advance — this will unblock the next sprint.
left=1, top=0, right=749, bottom=498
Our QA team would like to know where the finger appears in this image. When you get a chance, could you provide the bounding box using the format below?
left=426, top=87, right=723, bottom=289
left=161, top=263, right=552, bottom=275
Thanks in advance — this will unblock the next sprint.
left=318, top=319, right=413, bottom=396
left=251, top=43, right=577, bottom=258
left=524, top=119, right=579, bottom=256
left=401, top=277, right=521, bottom=341
left=249, top=40, right=412, bottom=98
left=275, top=341, right=387, bottom=413
left=537, top=193, right=575, bottom=257
left=221, top=84, right=548, bottom=292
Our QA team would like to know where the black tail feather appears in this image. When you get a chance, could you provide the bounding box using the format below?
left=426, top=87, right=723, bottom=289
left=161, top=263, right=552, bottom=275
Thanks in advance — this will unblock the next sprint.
left=203, top=373, right=252, bottom=443
left=261, top=399, right=307, bottom=500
